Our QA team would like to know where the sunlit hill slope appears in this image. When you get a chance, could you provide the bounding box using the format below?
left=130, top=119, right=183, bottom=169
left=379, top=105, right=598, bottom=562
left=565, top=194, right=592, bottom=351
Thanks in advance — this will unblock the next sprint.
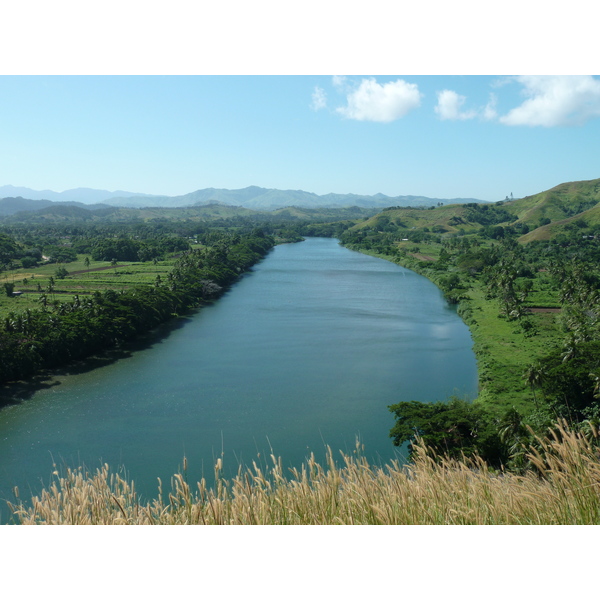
left=348, top=178, right=600, bottom=240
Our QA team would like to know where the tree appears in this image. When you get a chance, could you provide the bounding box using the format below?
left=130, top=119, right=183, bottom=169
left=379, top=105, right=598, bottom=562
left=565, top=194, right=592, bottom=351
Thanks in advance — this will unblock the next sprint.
left=388, top=398, right=506, bottom=467
left=535, top=341, right=600, bottom=422
left=523, top=362, right=546, bottom=408
left=21, top=256, right=38, bottom=269
left=3, top=282, right=15, bottom=297
left=55, top=266, right=69, bottom=279
left=497, top=407, right=534, bottom=471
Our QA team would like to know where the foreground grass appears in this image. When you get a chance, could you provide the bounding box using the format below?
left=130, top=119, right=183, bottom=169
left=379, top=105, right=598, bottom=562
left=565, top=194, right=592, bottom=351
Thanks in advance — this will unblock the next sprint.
left=7, top=426, right=600, bottom=524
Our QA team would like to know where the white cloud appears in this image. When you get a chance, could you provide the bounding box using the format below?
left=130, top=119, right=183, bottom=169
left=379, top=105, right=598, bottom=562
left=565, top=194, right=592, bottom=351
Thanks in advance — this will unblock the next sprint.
left=483, top=93, right=498, bottom=121
left=311, top=86, right=327, bottom=111
left=500, top=75, right=600, bottom=126
left=434, top=89, right=477, bottom=120
left=335, top=78, right=422, bottom=123
left=332, top=75, right=347, bottom=89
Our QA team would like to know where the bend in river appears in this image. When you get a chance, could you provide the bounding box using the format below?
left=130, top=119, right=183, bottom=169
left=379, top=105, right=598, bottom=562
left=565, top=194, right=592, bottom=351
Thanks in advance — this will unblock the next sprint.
left=0, top=237, right=477, bottom=517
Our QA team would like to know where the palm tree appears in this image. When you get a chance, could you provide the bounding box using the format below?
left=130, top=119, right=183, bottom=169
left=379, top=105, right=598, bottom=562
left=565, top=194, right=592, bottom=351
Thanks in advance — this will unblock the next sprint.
left=561, top=333, right=579, bottom=362
left=590, top=372, right=600, bottom=400
left=523, top=362, right=546, bottom=408
left=499, top=408, right=531, bottom=470
left=38, top=293, right=48, bottom=311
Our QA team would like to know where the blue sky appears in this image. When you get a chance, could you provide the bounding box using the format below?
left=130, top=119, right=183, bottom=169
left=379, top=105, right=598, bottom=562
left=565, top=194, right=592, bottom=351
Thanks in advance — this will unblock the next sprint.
left=1, top=74, right=600, bottom=202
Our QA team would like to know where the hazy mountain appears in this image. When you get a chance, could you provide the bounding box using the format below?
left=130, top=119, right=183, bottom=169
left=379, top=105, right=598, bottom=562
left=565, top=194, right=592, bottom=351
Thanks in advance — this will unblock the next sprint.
left=1, top=184, right=484, bottom=211
left=0, top=185, right=157, bottom=204
left=102, top=186, right=484, bottom=210
left=0, top=202, right=378, bottom=225
left=0, top=197, right=54, bottom=216
left=0, top=197, right=110, bottom=216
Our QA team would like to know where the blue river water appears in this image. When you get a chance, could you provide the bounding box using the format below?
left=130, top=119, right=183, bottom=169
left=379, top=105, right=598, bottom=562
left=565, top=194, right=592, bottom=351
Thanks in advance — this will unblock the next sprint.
left=0, top=237, right=478, bottom=519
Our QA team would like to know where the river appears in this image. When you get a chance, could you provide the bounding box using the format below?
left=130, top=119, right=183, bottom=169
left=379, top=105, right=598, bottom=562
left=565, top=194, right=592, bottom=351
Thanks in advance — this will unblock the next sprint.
left=0, top=237, right=477, bottom=519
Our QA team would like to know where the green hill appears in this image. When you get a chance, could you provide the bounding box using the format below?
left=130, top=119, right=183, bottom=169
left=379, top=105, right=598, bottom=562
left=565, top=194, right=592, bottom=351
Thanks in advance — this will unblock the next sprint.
left=519, top=202, right=600, bottom=242
left=0, top=202, right=378, bottom=225
left=503, top=178, right=600, bottom=228
left=349, top=204, right=484, bottom=235
left=348, top=178, right=600, bottom=242
left=271, top=205, right=377, bottom=220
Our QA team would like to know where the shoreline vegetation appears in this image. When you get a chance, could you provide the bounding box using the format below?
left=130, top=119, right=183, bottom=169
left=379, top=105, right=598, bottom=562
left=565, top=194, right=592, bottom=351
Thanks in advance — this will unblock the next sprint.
left=0, top=230, right=275, bottom=388
left=2, top=177, right=600, bottom=524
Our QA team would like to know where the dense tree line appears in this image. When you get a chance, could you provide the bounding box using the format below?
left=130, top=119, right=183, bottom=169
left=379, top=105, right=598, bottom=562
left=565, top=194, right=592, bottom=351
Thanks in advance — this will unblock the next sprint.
left=1, top=216, right=358, bottom=273
left=88, top=236, right=191, bottom=262
left=0, top=231, right=274, bottom=385
left=0, top=222, right=197, bottom=271
left=0, top=231, right=25, bottom=271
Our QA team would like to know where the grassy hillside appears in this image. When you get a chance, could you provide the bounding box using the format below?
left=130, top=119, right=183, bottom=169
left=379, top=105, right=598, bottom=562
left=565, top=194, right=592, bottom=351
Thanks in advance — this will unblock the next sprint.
left=350, top=178, right=600, bottom=244
left=504, top=178, right=600, bottom=226
left=519, top=202, right=600, bottom=242
left=351, top=204, right=482, bottom=235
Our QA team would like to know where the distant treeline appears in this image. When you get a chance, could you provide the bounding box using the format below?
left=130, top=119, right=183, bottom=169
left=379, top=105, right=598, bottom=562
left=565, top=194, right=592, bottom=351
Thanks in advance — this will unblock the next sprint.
left=0, top=231, right=274, bottom=385
left=0, top=217, right=363, bottom=273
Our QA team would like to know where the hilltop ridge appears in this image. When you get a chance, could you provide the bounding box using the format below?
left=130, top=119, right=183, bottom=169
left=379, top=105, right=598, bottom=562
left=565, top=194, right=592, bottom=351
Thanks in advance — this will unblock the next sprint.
left=347, top=177, right=600, bottom=241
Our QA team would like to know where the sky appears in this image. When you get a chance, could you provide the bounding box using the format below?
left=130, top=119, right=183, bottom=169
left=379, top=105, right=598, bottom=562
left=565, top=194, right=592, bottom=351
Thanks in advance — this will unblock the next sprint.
left=2, top=74, right=599, bottom=202
left=1, top=2, right=598, bottom=204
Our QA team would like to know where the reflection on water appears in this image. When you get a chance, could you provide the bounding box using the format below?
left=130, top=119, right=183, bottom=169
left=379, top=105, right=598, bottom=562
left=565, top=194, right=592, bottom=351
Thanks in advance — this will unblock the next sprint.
left=0, top=238, right=477, bottom=519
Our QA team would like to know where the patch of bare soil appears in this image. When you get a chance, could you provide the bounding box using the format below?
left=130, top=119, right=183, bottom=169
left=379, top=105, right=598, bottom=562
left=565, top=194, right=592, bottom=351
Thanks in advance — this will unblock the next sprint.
left=68, top=264, right=126, bottom=275
left=409, top=253, right=436, bottom=262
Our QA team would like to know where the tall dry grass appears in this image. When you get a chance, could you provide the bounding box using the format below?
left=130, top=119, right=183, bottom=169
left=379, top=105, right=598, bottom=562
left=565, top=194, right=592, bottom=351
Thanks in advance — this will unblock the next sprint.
left=7, top=424, right=600, bottom=524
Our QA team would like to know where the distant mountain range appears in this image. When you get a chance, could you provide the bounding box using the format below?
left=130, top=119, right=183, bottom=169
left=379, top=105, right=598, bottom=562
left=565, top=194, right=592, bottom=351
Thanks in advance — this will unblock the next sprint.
left=0, top=184, right=484, bottom=213
left=0, top=197, right=110, bottom=217
left=0, top=185, right=158, bottom=204
left=3, top=180, right=598, bottom=240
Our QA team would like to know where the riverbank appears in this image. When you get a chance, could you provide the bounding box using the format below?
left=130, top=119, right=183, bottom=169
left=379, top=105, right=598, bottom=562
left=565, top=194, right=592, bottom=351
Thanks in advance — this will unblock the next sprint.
left=340, top=242, right=559, bottom=415
left=0, top=232, right=275, bottom=386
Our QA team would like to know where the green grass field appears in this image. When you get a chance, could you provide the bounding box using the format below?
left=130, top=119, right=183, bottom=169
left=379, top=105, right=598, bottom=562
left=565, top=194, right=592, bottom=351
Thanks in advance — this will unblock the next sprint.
left=0, top=254, right=178, bottom=314
left=463, top=285, right=561, bottom=413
